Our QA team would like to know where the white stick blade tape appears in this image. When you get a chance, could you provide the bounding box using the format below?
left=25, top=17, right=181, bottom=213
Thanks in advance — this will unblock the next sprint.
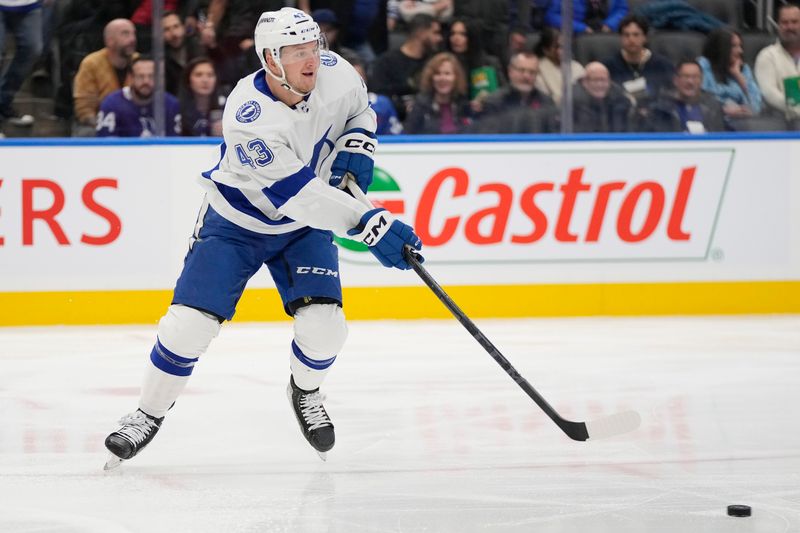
left=585, top=410, right=642, bottom=440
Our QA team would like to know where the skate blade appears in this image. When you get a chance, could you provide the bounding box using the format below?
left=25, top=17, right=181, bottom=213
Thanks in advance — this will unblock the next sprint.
left=316, top=451, right=327, bottom=462
left=103, top=454, right=124, bottom=471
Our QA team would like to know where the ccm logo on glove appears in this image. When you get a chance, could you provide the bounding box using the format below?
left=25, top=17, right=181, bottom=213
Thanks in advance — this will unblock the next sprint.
left=362, top=214, right=388, bottom=245
left=343, top=138, right=376, bottom=154
left=347, top=208, right=423, bottom=270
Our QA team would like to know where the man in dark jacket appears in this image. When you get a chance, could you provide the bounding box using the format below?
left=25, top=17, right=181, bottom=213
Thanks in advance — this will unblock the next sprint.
left=455, top=0, right=531, bottom=60
left=573, top=62, right=635, bottom=132
left=643, top=60, right=725, bottom=133
left=162, top=11, right=205, bottom=96
left=476, top=51, right=558, bottom=133
left=369, top=14, right=442, bottom=120
left=603, top=14, right=674, bottom=107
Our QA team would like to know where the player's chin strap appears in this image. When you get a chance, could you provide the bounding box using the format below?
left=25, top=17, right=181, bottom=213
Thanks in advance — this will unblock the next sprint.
left=266, top=62, right=311, bottom=98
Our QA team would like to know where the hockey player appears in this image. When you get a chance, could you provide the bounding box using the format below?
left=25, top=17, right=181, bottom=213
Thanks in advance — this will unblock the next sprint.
left=104, top=7, right=423, bottom=467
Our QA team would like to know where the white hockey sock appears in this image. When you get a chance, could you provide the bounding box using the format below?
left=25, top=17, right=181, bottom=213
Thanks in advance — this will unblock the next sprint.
left=139, top=365, right=190, bottom=418
left=138, top=305, right=221, bottom=418
left=290, top=304, right=347, bottom=391
left=290, top=355, right=331, bottom=391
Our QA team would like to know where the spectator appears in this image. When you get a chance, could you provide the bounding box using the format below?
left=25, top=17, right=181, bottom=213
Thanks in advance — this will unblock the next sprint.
left=0, top=0, right=44, bottom=130
left=345, top=51, right=403, bottom=135
left=369, top=13, right=442, bottom=120
left=96, top=56, right=181, bottom=137
left=754, top=2, right=800, bottom=123
left=545, top=0, right=628, bottom=34
left=163, top=10, right=206, bottom=96
left=312, top=8, right=355, bottom=57
left=179, top=57, right=225, bottom=137
left=698, top=27, right=763, bottom=120
left=302, top=1, right=385, bottom=64
left=534, top=27, right=586, bottom=106
left=404, top=52, right=472, bottom=134
left=505, top=24, right=531, bottom=67
left=602, top=14, right=674, bottom=106
left=447, top=17, right=506, bottom=107
left=643, top=60, right=725, bottom=133
left=573, top=61, right=634, bottom=132
left=201, top=0, right=286, bottom=92
left=477, top=51, right=559, bottom=133
left=454, top=0, right=531, bottom=61
left=73, top=18, right=138, bottom=134
left=129, top=0, right=199, bottom=54
left=53, top=0, right=130, bottom=120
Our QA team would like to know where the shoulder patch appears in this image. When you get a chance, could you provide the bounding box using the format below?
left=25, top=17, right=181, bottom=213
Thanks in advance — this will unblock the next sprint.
left=320, top=52, right=338, bottom=67
left=236, top=100, right=262, bottom=123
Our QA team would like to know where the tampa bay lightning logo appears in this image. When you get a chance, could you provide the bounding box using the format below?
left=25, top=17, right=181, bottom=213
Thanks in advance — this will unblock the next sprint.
left=235, top=100, right=261, bottom=123
left=320, top=52, right=337, bottom=67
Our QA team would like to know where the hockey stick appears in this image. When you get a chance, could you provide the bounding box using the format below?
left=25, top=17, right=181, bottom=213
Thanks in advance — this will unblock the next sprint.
left=402, top=248, right=641, bottom=441
left=347, top=182, right=641, bottom=441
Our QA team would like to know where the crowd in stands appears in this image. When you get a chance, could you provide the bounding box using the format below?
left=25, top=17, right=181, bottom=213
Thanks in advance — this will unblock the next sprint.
left=1, top=0, right=799, bottom=138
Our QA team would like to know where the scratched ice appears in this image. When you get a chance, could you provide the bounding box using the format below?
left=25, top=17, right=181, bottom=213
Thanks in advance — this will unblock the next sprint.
left=1, top=316, right=798, bottom=533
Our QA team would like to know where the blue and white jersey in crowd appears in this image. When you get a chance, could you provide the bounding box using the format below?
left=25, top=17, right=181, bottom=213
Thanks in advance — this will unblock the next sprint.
left=369, top=92, right=403, bottom=135
left=200, top=50, right=377, bottom=237
left=96, top=87, right=181, bottom=137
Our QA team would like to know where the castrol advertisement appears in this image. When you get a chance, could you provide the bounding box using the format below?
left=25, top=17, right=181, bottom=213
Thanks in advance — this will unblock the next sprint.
left=0, top=137, right=798, bottom=294
left=338, top=149, right=732, bottom=263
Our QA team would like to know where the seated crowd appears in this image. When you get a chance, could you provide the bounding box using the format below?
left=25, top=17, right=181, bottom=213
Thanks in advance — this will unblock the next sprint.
left=1, top=0, right=799, bottom=138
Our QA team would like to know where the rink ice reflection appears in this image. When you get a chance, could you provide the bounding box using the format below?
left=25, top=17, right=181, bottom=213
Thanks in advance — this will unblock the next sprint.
left=1, top=316, right=799, bottom=532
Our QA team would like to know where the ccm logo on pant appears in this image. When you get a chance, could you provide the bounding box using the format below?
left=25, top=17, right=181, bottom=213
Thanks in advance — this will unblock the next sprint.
left=296, top=266, right=339, bottom=277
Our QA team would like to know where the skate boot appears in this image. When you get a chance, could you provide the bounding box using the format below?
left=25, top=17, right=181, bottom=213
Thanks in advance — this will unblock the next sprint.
left=103, top=409, right=164, bottom=470
left=287, top=376, right=335, bottom=460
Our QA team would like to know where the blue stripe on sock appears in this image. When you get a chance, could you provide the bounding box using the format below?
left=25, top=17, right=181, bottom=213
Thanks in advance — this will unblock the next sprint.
left=291, top=340, right=336, bottom=370
left=150, top=338, right=198, bottom=377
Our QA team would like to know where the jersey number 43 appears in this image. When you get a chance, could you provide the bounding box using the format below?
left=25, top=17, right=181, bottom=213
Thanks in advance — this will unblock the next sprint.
left=235, top=139, right=274, bottom=168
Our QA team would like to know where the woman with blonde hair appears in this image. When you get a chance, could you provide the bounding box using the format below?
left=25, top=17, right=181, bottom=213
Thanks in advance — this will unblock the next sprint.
left=404, top=51, right=473, bottom=134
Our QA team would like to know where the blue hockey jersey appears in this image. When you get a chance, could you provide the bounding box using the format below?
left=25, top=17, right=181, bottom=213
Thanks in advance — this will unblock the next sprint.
left=96, top=87, right=181, bottom=137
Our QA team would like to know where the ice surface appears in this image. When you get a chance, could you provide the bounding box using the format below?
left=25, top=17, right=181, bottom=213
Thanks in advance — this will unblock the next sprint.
left=1, top=316, right=799, bottom=532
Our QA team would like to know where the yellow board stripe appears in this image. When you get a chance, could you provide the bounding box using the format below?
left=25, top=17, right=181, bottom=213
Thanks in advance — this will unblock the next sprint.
left=1, top=281, right=798, bottom=326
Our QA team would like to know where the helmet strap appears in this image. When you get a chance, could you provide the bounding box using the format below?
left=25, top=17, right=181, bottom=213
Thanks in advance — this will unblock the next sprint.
left=265, top=51, right=311, bottom=98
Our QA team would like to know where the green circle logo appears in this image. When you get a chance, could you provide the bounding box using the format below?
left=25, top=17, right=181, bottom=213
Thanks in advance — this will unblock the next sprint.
left=334, top=167, right=402, bottom=252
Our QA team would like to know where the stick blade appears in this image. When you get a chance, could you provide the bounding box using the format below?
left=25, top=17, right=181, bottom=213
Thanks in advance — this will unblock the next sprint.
left=584, top=410, right=641, bottom=440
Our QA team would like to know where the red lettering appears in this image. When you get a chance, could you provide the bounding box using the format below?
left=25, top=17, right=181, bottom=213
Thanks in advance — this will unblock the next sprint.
left=416, top=167, right=468, bottom=246
left=586, top=181, right=625, bottom=242
left=667, top=166, right=694, bottom=241
left=512, top=182, right=554, bottom=243
left=464, top=183, right=513, bottom=244
left=81, top=178, right=122, bottom=245
left=555, top=168, right=591, bottom=242
left=617, top=182, right=665, bottom=242
left=22, top=179, right=69, bottom=245
left=373, top=199, right=405, bottom=214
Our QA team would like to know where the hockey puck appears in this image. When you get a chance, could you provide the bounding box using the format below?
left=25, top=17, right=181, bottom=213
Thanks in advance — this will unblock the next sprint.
left=727, top=505, right=751, bottom=517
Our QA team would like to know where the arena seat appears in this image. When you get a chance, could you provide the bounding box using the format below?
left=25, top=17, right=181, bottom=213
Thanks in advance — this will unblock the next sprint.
left=650, top=30, right=706, bottom=64
left=742, top=31, right=776, bottom=66
left=574, top=33, right=621, bottom=64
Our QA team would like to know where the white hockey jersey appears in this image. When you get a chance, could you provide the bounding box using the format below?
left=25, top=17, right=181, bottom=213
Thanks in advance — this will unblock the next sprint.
left=200, top=51, right=377, bottom=237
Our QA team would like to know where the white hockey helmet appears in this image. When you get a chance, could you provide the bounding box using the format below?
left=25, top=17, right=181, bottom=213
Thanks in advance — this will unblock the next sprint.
left=254, top=8, right=323, bottom=70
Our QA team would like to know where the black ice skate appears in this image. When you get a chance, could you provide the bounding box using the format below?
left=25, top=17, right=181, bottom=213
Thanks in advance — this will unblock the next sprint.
left=103, top=409, right=164, bottom=470
left=287, top=376, right=335, bottom=461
